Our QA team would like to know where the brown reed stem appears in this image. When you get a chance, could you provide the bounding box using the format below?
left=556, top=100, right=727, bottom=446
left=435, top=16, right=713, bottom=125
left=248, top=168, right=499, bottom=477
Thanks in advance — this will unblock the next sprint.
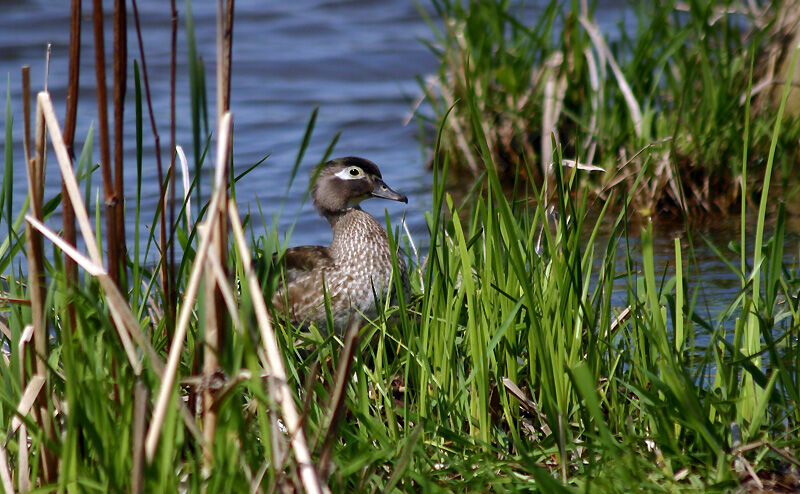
left=91, top=0, right=119, bottom=286
left=168, top=0, right=179, bottom=342
left=27, top=93, right=57, bottom=484
left=217, top=0, right=234, bottom=118
left=19, top=69, right=32, bottom=493
left=22, top=68, right=31, bottom=165
left=212, top=0, right=234, bottom=340
left=62, top=0, right=81, bottom=333
left=113, top=0, right=128, bottom=282
left=63, top=0, right=81, bottom=158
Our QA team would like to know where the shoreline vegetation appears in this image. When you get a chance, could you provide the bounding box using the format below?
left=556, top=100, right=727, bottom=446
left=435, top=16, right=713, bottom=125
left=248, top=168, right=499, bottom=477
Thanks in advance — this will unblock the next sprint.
left=419, top=0, right=800, bottom=219
left=1, top=1, right=799, bottom=492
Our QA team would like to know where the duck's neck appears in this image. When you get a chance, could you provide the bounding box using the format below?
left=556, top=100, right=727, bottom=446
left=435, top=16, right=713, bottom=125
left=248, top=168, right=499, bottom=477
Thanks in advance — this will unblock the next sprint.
left=324, top=206, right=359, bottom=230
left=325, top=208, right=388, bottom=262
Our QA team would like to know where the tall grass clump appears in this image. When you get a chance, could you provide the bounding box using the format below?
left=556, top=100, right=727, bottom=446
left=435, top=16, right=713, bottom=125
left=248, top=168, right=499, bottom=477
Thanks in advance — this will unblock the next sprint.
left=420, top=0, right=800, bottom=217
left=0, top=0, right=799, bottom=492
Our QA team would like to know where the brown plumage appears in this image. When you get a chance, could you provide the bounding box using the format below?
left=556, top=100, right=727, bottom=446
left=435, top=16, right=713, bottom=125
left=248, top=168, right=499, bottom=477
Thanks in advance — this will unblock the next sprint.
left=271, top=157, right=409, bottom=332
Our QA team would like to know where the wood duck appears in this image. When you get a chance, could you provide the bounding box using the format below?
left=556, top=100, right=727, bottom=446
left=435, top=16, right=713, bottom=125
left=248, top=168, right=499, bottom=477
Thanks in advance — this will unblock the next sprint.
left=271, top=157, right=409, bottom=332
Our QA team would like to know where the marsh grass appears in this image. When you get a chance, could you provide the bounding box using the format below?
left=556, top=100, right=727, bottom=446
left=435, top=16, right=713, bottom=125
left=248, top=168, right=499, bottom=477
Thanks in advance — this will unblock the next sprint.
left=419, top=0, right=800, bottom=219
left=0, top=1, right=799, bottom=492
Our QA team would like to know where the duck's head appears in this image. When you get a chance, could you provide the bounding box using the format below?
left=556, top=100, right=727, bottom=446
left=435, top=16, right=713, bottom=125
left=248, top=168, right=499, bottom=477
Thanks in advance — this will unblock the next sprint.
left=312, top=157, right=408, bottom=216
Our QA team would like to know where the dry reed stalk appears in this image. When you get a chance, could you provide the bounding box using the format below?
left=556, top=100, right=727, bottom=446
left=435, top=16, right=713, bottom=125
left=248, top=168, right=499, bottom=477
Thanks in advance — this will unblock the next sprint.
left=228, top=199, right=325, bottom=494
left=32, top=85, right=45, bottom=209
left=202, top=0, right=236, bottom=467
left=202, top=212, right=226, bottom=465
left=131, top=380, right=147, bottom=494
left=0, top=439, right=13, bottom=493
left=113, top=0, right=128, bottom=280
left=205, top=247, right=243, bottom=331
left=9, top=375, right=46, bottom=437
left=167, top=0, right=179, bottom=340
left=579, top=15, right=643, bottom=138
left=582, top=46, right=600, bottom=167
left=438, top=82, right=479, bottom=176
left=202, top=240, right=247, bottom=469
left=21, top=67, right=31, bottom=166
left=502, top=377, right=550, bottom=434
left=61, top=0, right=81, bottom=335
left=217, top=0, right=234, bottom=118
left=27, top=88, right=57, bottom=483
left=63, top=0, right=81, bottom=158
left=317, top=317, right=361, bottom=479
left=145, top=112, right=233, bottom=463
left=0, top=319, right=12, bottom=341
left=91, top=0, right=121, bottom=286
left=202, top=225, right=222, bottom=469
left=541, top=51, right=566, bottom=184
left=20, top=76, right=37, bottom=458
left=16, top=324, right=34, bottom=492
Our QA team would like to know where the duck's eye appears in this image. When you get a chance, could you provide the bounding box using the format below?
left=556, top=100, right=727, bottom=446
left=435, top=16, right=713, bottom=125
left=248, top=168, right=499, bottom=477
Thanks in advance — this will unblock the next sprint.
left=334, top=166, right=365, bottom=180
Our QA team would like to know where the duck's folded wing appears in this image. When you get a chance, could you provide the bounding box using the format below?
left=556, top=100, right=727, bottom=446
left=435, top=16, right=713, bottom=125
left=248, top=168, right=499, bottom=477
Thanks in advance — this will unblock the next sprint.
left=276, top=245, right=334, bottom=283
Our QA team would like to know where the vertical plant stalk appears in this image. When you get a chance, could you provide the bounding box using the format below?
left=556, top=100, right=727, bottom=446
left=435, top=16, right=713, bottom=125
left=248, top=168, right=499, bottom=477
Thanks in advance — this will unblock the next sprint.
left=217, top=0, right=234, bottom=118
left=19, top=66, right=33, bottom=492
left=201, top=216, right=223, bottom=468
left=131, top=380, right=147, bottom=494
left=213, top=0, right=235, bottom=338
left=91, top=0, right=120, bottom=286
left=112, top=0, right=128, bottom=280
left=62, top=0, right=81, bottom=159
left=62, top=0, right=81, bottom=333
left=202, top=0, right=235, bottom=466
left=167, top=0, right=179, bottom=342
left=0, top=442, right=13, bottom=493
left=16, top=326, right=33, bottom=491
left=27, top=91, right=57, bottom=484
left=201, top=236, right=220, bottom=468
left=21, top=68, right=31, bottom=174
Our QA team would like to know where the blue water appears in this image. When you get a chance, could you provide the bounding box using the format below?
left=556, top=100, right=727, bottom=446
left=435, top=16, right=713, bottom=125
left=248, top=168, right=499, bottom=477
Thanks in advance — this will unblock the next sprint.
left=0, top=0, right=438, bottom=249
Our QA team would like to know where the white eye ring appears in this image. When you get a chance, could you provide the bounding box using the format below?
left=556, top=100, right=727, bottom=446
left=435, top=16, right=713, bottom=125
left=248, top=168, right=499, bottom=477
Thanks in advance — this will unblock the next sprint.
left=335, top=167, right=364, bottom=180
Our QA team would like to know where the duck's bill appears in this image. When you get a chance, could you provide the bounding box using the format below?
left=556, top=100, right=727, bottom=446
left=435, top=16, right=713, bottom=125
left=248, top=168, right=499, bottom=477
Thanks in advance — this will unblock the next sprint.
left=371, top=178, right=408, bottom=203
